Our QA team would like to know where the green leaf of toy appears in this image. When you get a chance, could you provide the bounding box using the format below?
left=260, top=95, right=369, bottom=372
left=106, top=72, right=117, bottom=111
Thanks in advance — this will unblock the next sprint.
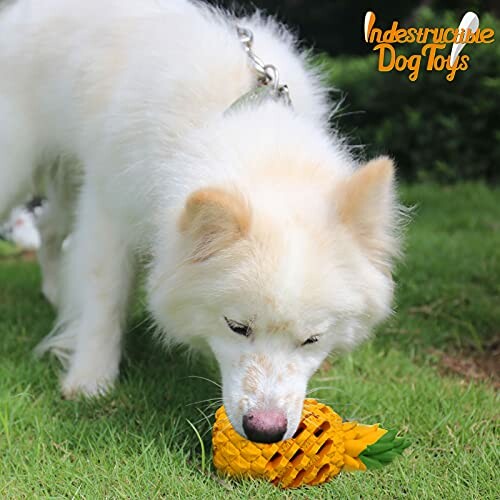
left=373, top=450, right=401, bottom=464
left=363, top=438, right=400, bottom=454
left=358, top=455, right=386, bottom=470
left=376, top=429, right=398, bottom=443
left=359, top=429, right=410, bottom=470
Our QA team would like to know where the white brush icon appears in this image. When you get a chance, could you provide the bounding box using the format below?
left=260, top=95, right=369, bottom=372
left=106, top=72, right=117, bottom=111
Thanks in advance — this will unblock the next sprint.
left=450, top=12, right=479, bottom=66
left=364, top=11, right=376, bottom=43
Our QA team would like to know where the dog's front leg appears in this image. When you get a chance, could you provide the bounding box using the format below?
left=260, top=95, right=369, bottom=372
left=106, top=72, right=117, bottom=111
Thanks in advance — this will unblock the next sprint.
left=59, top=186, right=134, bottom=399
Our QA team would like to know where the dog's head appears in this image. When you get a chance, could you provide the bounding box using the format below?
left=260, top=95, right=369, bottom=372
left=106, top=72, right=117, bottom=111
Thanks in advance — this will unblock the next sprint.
left=149, top=156, right=400, bottom=442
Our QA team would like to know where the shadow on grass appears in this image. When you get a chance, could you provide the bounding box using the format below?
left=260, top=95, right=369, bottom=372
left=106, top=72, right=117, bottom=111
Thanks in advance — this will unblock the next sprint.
left=50, top=312, right=224, bottom=462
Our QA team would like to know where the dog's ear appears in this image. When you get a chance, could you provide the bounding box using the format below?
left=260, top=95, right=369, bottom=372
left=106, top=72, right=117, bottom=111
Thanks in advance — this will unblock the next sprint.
left=178, top=187, right=251, bottom=262
left=335, top=156, right=400, bottom=269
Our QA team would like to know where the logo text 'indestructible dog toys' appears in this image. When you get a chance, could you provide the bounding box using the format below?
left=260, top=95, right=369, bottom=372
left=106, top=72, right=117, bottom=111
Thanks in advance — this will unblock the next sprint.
left=364, top=11, right=495, bottom=81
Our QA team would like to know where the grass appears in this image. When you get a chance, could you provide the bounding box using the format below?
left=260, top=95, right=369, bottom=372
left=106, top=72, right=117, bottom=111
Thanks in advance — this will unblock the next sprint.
left=1, top=183, right=498, bottom=498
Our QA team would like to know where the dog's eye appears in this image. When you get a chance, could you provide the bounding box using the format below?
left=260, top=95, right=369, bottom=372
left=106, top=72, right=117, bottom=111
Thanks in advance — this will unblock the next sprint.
left=224, top=317, right=252, bottom=337
left=302, top=335, right=319, bottom=346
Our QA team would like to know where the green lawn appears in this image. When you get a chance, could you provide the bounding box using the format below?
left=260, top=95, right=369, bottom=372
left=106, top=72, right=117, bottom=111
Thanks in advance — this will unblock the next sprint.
left=1, top=183, right=498, bottom=498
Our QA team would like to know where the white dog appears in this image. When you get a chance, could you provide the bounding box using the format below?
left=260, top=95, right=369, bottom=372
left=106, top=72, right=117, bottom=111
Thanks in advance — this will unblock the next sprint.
left=2, top=205, right=41, bottom=250
left=0, top=0, right=402, bottom=442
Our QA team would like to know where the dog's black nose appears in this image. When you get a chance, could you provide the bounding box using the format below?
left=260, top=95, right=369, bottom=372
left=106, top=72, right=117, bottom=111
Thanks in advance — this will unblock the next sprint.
left=242, top=410, right=287, bottom=443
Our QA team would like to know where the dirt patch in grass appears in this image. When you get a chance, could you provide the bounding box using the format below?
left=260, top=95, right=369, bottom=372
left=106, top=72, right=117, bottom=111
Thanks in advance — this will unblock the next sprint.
left=430, top=335, right=500, bottom=389
left=0, top=249, right=37, bottom=261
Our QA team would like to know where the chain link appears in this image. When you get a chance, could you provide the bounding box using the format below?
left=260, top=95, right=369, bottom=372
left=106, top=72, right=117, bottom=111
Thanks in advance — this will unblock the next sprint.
left=236, top=26, right=292, bottom=106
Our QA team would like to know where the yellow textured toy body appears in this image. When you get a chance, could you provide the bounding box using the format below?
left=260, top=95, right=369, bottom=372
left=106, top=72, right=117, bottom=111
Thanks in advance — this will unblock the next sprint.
left=212, top=399, right=408, bottom=489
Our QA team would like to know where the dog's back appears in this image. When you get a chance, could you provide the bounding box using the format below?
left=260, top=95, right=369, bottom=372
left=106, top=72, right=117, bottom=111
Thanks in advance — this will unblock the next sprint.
left=0, top=0, right=329, bottom=221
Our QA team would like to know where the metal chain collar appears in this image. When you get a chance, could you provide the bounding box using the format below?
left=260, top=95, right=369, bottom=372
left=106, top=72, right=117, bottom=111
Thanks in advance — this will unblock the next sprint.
left=234, top=26, right=292, bottom=108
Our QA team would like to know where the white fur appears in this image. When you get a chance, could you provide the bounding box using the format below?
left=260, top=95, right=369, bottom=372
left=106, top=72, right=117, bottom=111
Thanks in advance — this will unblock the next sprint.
left=0, top=0, right=401, bottom=438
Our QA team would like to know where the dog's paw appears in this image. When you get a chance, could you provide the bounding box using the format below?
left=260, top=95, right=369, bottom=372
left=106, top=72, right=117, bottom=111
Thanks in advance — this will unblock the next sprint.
left=61, top=369, right=117, bottom=400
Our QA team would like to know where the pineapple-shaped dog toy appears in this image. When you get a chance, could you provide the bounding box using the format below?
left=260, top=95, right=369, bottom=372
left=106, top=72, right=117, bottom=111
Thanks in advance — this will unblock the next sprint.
left=212, top=399, right=409, bottom=488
